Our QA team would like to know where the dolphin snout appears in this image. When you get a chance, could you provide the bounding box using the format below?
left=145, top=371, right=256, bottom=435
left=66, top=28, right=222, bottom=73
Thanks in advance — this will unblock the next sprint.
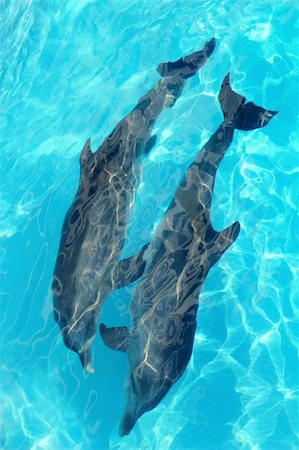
left=79, top=347, right=95, bottom=373
left=119, top=403, right=139, bottom=437
left=62, top=327, right=95, bottom=373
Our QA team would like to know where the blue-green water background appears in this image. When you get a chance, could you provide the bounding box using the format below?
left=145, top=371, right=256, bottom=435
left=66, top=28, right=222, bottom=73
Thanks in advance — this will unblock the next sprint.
left=0, top=1, right=298, bottom=449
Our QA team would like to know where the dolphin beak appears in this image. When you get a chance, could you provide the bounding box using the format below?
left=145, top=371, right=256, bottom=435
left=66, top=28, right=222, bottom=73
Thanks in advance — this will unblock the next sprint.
left=79, top=347, right=95, bottom=373
left=119, top=402, right=139, bottom=436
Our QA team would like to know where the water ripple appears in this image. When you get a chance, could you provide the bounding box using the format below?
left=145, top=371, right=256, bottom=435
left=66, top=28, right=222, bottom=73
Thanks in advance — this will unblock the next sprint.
left=0, top=0, right=298, bottom=449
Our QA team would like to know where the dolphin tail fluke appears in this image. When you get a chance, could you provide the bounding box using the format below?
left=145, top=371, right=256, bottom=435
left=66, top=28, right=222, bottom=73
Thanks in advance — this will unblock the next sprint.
left=156, top=38, right=216, bottom=79
left=219, top=73, right=278, bottom=130
left=100, top=323, right=129, bottom=352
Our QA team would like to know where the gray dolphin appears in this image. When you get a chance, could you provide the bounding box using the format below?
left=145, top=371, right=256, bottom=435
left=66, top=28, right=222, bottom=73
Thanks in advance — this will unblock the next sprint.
left=52, top=38, right=216, bottom=372
left=100, top=74, right=277, bottom=434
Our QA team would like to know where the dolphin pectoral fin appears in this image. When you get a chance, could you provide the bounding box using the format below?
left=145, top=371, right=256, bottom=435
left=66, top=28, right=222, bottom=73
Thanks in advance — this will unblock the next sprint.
left=80, top=138, right=92, bottom=167
left=144, top=135, right=158, bottom=155
left=100, top=323, right=129, bottom=352
left=208, top=221, right=240, bottom=267
left=112, top=242, right=150, bottom=290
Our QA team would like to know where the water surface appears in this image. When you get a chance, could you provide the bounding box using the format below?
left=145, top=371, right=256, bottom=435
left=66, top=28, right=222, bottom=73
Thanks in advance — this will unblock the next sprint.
left=0, top=1, right=298, bottom=449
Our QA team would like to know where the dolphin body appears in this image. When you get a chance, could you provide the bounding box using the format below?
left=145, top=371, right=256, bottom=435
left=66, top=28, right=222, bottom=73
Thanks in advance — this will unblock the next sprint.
left=52, top=38, right=216, bottom=372
left=100, top=74, right=277, bottom=434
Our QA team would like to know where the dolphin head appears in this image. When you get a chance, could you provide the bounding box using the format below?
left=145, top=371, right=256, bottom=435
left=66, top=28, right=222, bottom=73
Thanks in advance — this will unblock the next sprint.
left=52, top=274, right=100, bottom=373
left=119, top=311, right=196, bottom=435
left=119, top=359, right=173, bottom=436
left=61, top=313, right=97, bottom=373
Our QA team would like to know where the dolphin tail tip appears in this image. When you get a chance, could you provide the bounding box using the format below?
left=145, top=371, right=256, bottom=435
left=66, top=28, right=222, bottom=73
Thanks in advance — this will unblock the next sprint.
left=219, top=74, right=278, bottom=131
left=156, top=37, right=216, bottom=78
left=204, top=37, right=216, bottom=57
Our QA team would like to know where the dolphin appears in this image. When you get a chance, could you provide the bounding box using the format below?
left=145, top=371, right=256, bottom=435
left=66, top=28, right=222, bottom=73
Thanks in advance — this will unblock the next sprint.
left=100, top=74, right=278, bottom=434
left=52, top=38, right=216, bottom=372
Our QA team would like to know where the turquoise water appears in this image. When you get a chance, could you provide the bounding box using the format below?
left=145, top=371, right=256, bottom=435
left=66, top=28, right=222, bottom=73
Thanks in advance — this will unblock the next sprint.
left=0, top=0, right=298, bottom=449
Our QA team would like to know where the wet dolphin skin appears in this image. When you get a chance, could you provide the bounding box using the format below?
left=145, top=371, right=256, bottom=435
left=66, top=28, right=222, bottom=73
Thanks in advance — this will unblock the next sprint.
left=100, top=74, right=277, bottom=435
left=53, top=39, right=216, bottom=372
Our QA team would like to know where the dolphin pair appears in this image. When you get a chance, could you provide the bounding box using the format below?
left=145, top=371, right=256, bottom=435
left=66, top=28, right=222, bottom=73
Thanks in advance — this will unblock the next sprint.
left=100, top=76, right=277, bottom=434
left=52, top=38, right=216, bottom=372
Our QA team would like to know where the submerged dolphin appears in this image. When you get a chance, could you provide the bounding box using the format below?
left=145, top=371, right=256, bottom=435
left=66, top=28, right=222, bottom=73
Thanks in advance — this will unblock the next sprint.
left=100, top=74, right=277, bottom=434
left=52, top=38, right=216, bottom=372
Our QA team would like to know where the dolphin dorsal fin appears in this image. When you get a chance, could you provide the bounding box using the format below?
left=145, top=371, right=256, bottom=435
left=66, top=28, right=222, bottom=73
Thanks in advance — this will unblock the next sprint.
left=207, top=221, right=240, bottom=267
left=80, top=138, right=92, bottom=167
left=100, top=324, right=129, bottom=352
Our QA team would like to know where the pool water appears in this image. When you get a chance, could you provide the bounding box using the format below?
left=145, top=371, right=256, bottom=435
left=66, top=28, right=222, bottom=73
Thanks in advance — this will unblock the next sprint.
left=0, top=1, right=298, bottom=449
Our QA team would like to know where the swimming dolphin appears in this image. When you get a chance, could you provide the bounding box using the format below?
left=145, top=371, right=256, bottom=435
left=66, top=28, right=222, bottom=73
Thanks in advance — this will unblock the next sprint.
left=100, top=74, right=277, bottom=434
left=52, top=38, right=216, bottom=372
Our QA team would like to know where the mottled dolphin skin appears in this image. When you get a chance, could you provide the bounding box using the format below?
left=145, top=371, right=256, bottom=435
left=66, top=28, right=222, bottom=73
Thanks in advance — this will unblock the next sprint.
left=52, top=38, right=216, bottom=372
left=100, top=74, right=277, bottom=434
